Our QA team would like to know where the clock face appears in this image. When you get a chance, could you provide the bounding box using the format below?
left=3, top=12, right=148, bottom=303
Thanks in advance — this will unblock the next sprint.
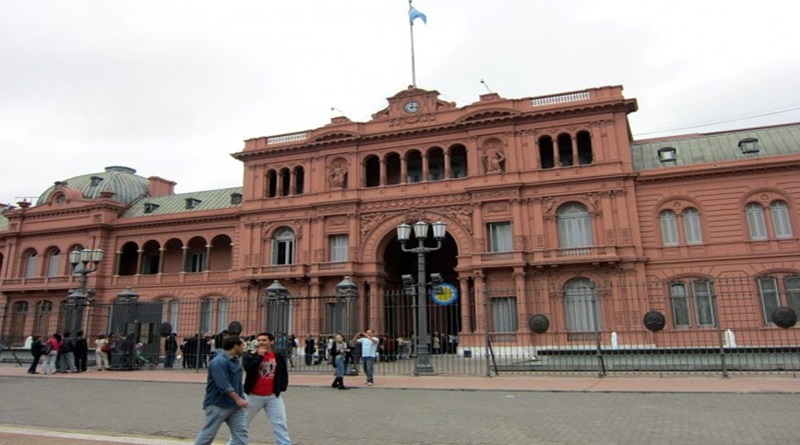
left=403, top=101, right=420, bottom=114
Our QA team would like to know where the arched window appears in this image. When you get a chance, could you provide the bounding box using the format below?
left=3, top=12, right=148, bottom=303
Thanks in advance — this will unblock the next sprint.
left=449, top=144, right=468, bottom=178
left=770, top=200, right=793, bottom=238
left=272, top=228, right=295, bottom=265
left=24, top=250, right=38, bottom=278
left=576, top=130, right=593, bottom=165
left=364, top=155, right=380, bottom=187
left=564, top=278, right=599, bottom=332
left=428, top=147, right=445, bottom=181
left=280, top=168, right=291, bottom=196
left=682, top=208, right=703, bottom=244
left=557, top=133, right=573, bottom=167
left=47, top=249, right=61, bottom=277
left=659, top=210, right=679, bottom=246
left=266, top=169, right=278, bottom=198
left=386, top=153, right=402, bottom=185
left=10, top=301, right=29, bottom=345
left=35, top=301, right=54, bottom=336
left=293, top=166, right=305, bottom=195
left=407, top=150, right=422, bottom=183
left=557, top=203, right=593, bottom=253
left=745, top=203, right=767, bottom=240
left=538, top=135, right=555, bottom=169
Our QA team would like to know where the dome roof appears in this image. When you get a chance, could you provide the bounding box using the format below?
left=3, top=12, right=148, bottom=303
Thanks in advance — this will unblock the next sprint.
left=36, top=166, right=150, bottom=206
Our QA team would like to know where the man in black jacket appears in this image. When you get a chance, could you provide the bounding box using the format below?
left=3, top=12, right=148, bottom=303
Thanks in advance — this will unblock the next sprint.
left=241, top=332, right=293, bottom=445
left=74, top=330, right=88, bottom=372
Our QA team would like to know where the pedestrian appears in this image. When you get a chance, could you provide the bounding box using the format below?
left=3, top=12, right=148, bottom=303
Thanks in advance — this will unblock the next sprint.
left=28, top=335, right=44, bottom=374
left=74, top=330, right=88, bottom=372
left=164, top=333, right=178, bottom=368
left=95, top=334, right=110, bottom=370
left=193, top=335, right=250, bottom=445
left=41, top=333, right=61, bottom=375
left=329, top=334, right=350, bottom=390
left=237, top=332, right=293, bottom=445
left=59, top=331, right=77, bottom=373
left=303, top=335, right=315, bottom=366
left=353, top=329, right=379, bottom=386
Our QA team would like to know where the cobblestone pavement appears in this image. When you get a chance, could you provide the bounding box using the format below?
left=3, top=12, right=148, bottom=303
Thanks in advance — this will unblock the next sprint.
left=2, top=376, right=800, bottom=445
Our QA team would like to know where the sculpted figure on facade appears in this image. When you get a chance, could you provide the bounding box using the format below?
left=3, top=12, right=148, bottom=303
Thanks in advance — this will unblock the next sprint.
left=328, top=162, right=348, bottom=188
left=482, top=142, right=506, bottom=173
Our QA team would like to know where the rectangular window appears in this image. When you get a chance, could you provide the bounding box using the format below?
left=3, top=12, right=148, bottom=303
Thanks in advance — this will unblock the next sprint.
left=670, top=283, right=691, bottom=327
left=487, top=222, right=512, bottom=252
left=491, top=297, right=518, bottom=333
left=329, top=235, right=349, bottom=262
left=758, top=277, right=780, bottom=324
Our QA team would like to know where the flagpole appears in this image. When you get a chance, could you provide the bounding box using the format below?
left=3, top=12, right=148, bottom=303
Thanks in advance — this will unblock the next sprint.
left=409, top=0, right=417, bottom=87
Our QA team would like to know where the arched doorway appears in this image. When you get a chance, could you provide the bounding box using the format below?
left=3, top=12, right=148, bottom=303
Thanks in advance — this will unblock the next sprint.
left=381, top=230, right=461, bottom=354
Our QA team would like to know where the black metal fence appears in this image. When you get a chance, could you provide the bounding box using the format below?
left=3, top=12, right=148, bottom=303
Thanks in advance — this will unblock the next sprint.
left=3, top=275, right=800, bottom=376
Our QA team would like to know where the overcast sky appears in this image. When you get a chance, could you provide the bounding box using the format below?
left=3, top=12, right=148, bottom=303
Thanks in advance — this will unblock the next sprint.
left=2, top=1, right=799, bottom=206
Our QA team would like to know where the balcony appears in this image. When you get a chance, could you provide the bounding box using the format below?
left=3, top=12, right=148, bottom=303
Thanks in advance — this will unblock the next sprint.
left=112, top=271, right=231, bottom=287
left=0, top=275, right=76, bottom=292
left=530, top=245, right=619, bottom=266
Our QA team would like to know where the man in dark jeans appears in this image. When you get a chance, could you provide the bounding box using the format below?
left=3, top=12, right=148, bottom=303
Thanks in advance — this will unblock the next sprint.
left=164, top=333, right=178, bottom=368
left=74, top=330, right=88, bottom=372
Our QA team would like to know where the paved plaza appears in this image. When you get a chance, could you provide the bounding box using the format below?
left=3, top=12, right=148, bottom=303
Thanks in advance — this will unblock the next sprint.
left=1, top=369, right=799, bottom=444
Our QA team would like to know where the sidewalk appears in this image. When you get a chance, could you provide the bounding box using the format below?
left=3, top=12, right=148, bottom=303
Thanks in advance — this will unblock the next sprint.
left=2, top=366, right=799, bottom=393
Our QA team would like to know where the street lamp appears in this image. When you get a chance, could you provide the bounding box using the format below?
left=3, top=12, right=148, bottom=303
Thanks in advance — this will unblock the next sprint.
left=397, top=220, right=447, bottom=375
left=66, top=248, right=104, bottom=333
left=265, top=280, right=290, bottom=345
left=336, top=276, right=359, bottom=375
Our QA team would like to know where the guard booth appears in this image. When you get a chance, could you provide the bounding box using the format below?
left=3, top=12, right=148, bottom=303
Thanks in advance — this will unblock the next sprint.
left=108, top=293, right=162, bottom=370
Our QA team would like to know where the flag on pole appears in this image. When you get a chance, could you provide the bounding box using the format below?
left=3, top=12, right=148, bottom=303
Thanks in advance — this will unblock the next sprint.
left=409, top=6, right=427, bottom=25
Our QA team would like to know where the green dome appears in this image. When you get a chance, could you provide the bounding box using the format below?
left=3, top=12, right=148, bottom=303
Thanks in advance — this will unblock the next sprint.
left=37, top=166, right=150, bottom=206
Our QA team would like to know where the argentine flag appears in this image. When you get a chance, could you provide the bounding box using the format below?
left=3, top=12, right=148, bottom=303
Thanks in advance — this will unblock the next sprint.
left=409, top=6, right=427, bottom=25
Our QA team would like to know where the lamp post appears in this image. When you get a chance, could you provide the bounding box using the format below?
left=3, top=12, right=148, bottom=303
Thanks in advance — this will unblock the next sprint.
left=336, top=276, right=359, bottom=375
left=66, top=248, right=104, bottom=334
left=397, top=220, right=447, bottom=375
left=265, top=279, right=290, bottom=345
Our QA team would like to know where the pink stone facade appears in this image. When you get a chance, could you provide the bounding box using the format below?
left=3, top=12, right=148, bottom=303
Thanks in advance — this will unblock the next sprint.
left=1, top=84, right=798, bottom=353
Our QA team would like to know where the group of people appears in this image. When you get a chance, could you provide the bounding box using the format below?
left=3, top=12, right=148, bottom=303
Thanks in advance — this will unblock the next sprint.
left=26, top=331, right=107, bottom=375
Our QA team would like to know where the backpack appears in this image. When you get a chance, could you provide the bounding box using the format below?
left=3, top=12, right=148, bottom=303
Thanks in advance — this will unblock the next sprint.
left=41, top=343, right=52, bottom=355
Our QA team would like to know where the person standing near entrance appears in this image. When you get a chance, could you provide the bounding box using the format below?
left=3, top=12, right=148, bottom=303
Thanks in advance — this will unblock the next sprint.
left=236, top=332, right=292, bottom=445
left=194, top=335, right=249, bottom=445
left=74, top=330, right=88, bottom=372
left=164, top=333, right=178, bottom=368
left=353, top=329, right=379, bottom=386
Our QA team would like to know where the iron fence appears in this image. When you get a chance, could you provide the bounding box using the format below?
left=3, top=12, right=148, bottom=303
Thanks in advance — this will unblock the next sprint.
left=2, top=275, right=799, bottom=376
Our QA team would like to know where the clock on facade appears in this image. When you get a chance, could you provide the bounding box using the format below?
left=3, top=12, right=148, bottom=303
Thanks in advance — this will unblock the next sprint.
left=403, top=100, right=421, bottom=114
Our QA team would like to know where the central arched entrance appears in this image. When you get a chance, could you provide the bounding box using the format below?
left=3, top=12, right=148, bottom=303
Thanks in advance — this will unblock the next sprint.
left=381, top=230, right=461, bottom=355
